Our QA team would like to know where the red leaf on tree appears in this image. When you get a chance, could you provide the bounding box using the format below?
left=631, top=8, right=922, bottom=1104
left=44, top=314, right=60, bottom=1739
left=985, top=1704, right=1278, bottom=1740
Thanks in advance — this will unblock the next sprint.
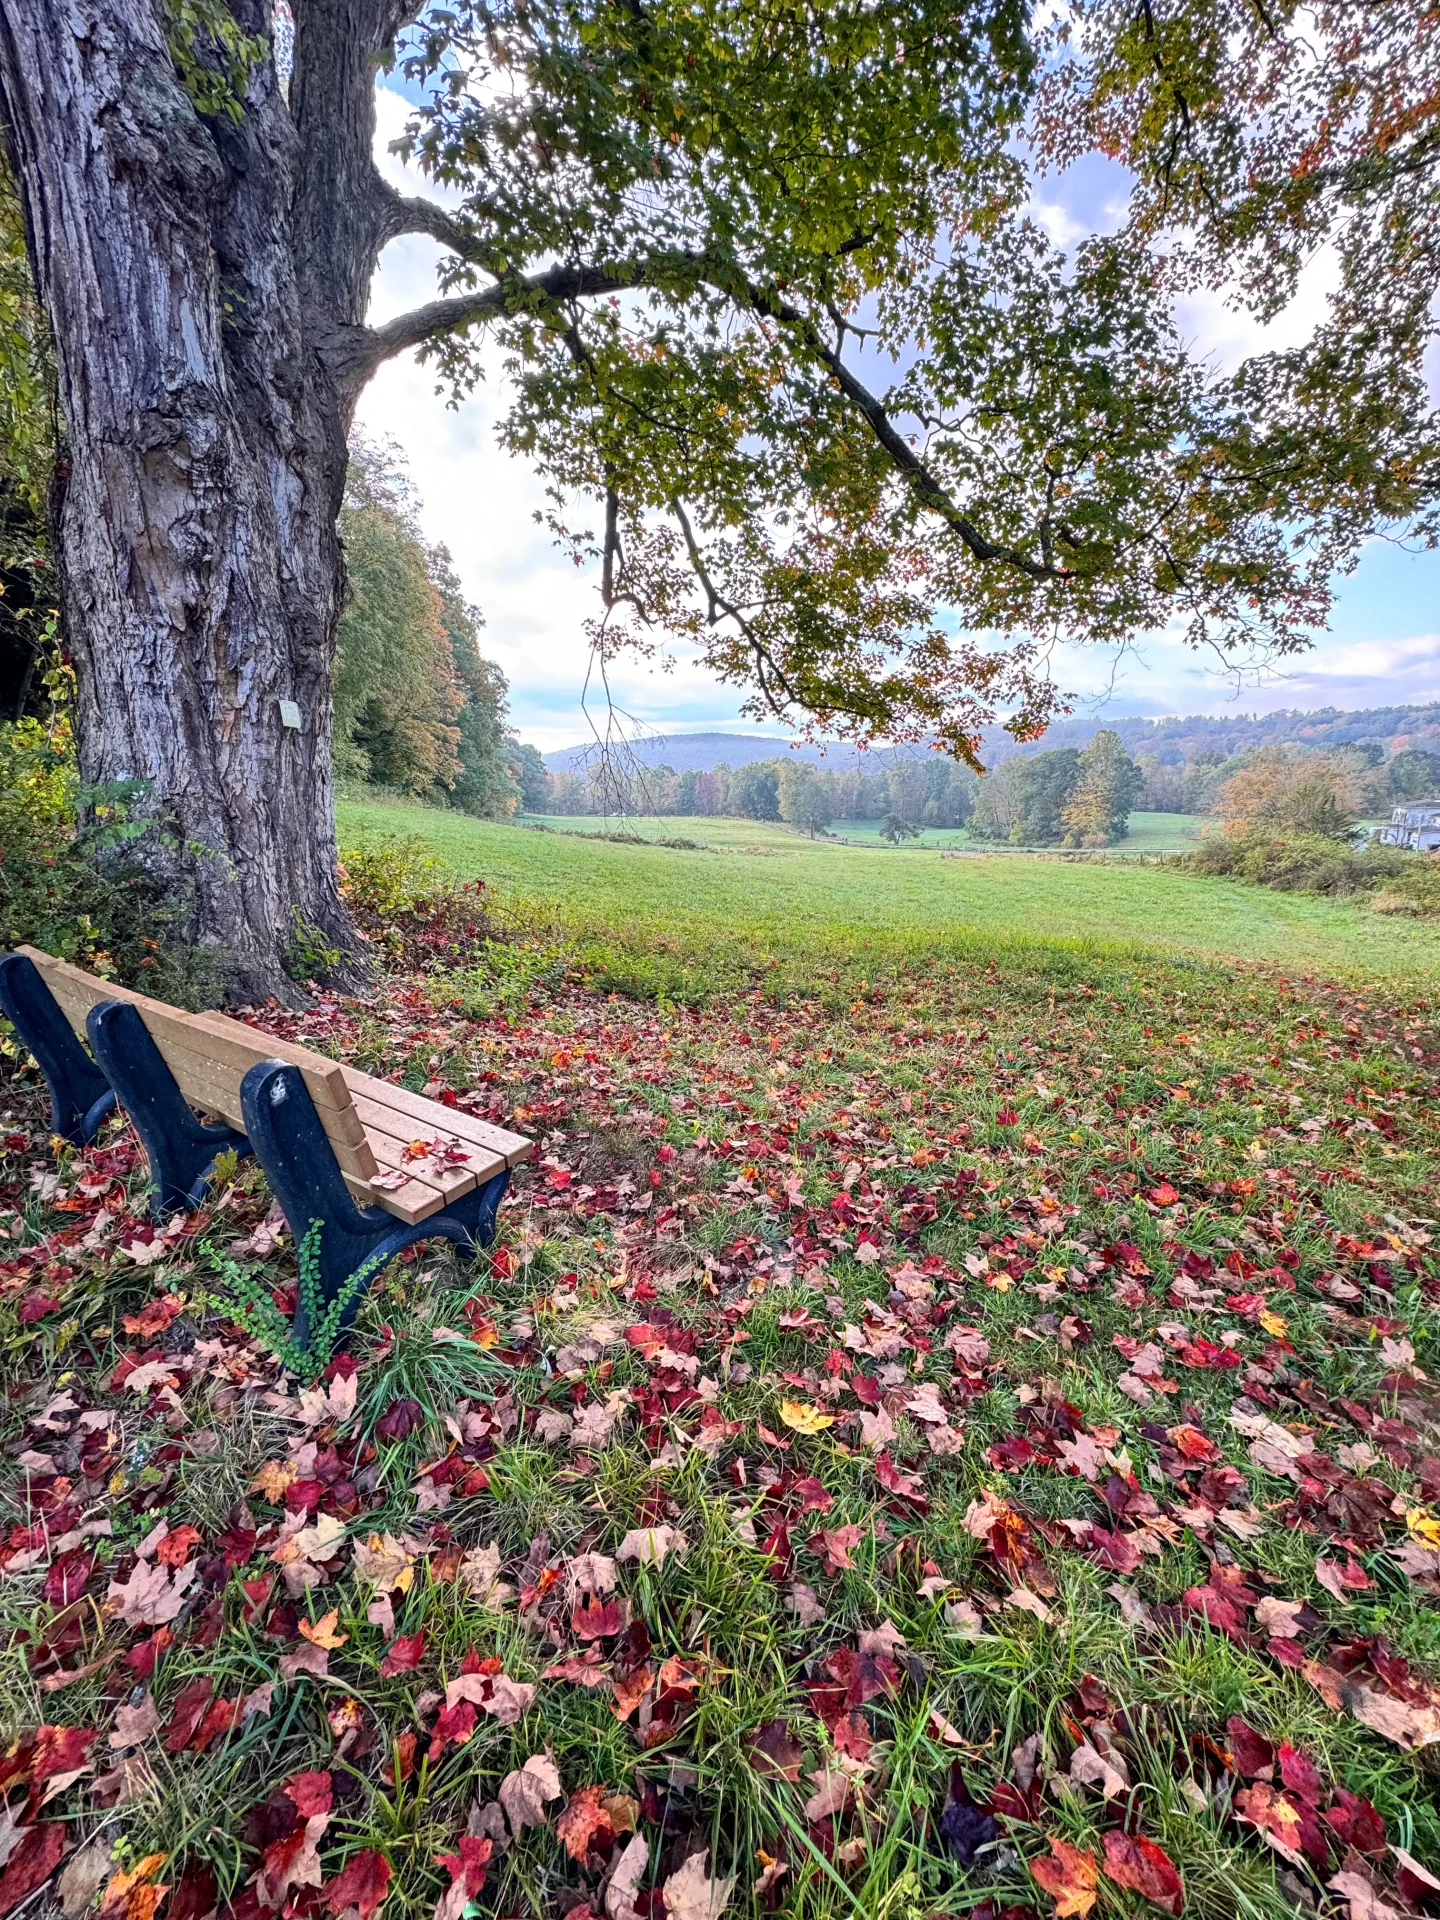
left=0, top=1821, right=67, bottom=1917
left=1100, top=1832, right=1184, bottom=1916
left=324, top=1850, right=391, bottom=1920
left=378, top=1632, right=425, bottom=1677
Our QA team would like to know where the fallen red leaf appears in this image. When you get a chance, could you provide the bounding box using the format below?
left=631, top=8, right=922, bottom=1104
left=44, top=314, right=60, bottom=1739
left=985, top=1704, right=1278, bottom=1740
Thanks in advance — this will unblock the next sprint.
left=324, top=1850, right=391, bottom=1920
left=1031, top=1836, right=1098, bottom=1917
left=379, top=1632, right=425, bottom=1677
left=31, top=1724, right=97, bottom=1783
left=0, top=1822, right=67, bottom=1916
left=285, top=1770, right=334, bottom=1819
left=555, top=1784, right=611, bottom=1861
left=1101, top=1831, right=1184, bottom=1916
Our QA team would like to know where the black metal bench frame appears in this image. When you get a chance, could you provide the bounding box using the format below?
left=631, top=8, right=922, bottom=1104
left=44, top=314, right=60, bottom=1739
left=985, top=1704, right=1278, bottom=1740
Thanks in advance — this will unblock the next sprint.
left=240, top=1060, right=507, bottom=1346
left=0, top=953, right=509, bottom=1351
left=0, top=952, right=116, bottom=1145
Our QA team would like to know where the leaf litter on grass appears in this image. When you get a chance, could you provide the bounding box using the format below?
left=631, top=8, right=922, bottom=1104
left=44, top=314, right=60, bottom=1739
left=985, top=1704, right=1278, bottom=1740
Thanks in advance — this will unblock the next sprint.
left=0, top=952, right=1438, bottom=1919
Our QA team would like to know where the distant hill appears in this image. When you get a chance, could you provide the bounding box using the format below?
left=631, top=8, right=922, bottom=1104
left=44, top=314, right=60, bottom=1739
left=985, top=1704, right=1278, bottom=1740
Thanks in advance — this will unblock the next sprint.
left=544, top=702, right=1440, bottom=774
left=543, top=731, right=872, bottom=774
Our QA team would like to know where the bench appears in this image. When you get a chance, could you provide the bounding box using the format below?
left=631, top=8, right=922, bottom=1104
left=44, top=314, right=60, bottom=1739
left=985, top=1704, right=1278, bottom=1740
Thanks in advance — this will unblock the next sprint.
left=0, top=946, right=531, bottom=1346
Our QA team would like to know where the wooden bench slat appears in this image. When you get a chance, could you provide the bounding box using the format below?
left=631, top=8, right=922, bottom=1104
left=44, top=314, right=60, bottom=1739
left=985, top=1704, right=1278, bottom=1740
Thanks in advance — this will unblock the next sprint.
left=342, top=1169, right=446, bottom=1224
left=183, top=1010, right=354, bottom=1111
left=16, top=947, right=527, bottom=1230
left=347, top=1091, right=505, bottom=1184
left=342, top=1069, right=532, bottom=1168
left=23, top=949, right=355, bottom=1113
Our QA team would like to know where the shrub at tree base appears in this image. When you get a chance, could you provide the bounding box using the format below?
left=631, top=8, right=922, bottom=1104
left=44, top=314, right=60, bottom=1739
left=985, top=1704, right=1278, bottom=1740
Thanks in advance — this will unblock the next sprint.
left=0, top=720, right=225, bottom=1005
left=338, top=837, right=502, bottom=971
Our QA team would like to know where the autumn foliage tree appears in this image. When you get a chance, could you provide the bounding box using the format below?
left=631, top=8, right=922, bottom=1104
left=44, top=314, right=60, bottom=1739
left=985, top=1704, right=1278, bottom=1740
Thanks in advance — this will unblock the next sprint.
left=0, top=0, right=1435, bottom=992
left=1213, top=749, right=1365, bottom=842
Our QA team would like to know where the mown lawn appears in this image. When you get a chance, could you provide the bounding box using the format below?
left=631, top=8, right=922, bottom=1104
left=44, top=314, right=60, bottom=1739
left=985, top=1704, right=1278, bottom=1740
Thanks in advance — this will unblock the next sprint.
left=336, top=799, right=1440, bottom=987
left=1, top=819, right=1438, bottom=1920
left=516, top=812, right=1205, bottom=856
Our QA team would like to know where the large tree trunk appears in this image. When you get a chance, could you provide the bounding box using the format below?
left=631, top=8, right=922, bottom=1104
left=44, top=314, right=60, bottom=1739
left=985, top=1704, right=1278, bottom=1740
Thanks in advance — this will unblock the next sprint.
left=0, top=0, right=394, bottom=1002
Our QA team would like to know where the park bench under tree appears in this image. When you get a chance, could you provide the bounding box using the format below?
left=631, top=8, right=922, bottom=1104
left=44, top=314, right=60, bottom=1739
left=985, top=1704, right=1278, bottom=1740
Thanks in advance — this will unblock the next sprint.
left=0, top=947, right=530, bottom=1345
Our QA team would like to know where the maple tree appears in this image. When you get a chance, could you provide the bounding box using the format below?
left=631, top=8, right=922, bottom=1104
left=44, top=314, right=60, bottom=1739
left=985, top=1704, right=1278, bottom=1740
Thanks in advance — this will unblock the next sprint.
left=0, top=2, right=1436, bottom=986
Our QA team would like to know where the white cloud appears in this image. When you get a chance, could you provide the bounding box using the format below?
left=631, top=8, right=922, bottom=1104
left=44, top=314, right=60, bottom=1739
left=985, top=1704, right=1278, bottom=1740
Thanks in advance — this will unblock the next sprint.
left=1046, top=628, right=1440, bottom=723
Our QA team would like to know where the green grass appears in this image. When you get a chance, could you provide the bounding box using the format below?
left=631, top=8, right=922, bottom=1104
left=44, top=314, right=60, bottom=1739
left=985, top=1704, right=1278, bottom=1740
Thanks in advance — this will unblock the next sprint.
left=4, top=798, right=1440, bottom=1920
left=518, top=808, right=1205, bottom=853
left=335, top=798, right=1440, bottom=986
left=3, top=897, right=1438, bottom=1920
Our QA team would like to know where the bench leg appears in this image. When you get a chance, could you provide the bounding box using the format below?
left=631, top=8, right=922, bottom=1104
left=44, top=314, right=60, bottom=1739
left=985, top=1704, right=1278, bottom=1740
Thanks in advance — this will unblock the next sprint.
left=240, top=1059, right=511, bottom=1352
left=86, top=1000, right=249, bottom=1219
left=0, top=953, right=117, bottom=1145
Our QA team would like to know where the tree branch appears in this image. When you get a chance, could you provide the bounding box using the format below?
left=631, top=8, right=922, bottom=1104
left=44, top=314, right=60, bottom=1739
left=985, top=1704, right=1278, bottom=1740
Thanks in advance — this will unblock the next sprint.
left=742, top=280, right=1070, bottom=582
left=377, top=188, right=481, bottom=256
left=336, top=216, right=1069, bottom=582
left=327, top=262, right=649, bottom=393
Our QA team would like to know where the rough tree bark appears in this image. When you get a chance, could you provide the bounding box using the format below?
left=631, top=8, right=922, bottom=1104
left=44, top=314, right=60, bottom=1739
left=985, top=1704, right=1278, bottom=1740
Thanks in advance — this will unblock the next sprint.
left=0, top=0, right=417, bottom=1001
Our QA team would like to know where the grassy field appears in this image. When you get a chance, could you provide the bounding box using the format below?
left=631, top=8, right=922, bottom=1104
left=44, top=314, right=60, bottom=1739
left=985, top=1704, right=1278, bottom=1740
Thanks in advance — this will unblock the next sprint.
left=335, top=798, right=1440, bottom=987
left=2, top=803, right=1439, bottom=1920
left=519, top=809, right=1206, bottom=854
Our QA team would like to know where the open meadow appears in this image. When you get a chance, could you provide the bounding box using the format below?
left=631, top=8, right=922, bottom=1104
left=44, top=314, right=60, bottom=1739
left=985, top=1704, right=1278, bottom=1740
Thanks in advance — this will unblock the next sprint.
left=1, top=806, right=1438, bottom=1920
left=518, top=812, right=1208, bottom=857
left=336, top=800, right=1440, bottom=990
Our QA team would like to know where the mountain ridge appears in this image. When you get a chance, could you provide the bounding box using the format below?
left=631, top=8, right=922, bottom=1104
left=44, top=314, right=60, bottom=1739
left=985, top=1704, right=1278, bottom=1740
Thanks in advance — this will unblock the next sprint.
left=543, top=701, right=1440, bottom=774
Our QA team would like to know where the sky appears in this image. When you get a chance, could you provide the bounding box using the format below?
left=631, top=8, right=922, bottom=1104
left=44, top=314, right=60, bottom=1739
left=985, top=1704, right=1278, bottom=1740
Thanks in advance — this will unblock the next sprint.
left=356, top=81, right=1440, bottom=755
